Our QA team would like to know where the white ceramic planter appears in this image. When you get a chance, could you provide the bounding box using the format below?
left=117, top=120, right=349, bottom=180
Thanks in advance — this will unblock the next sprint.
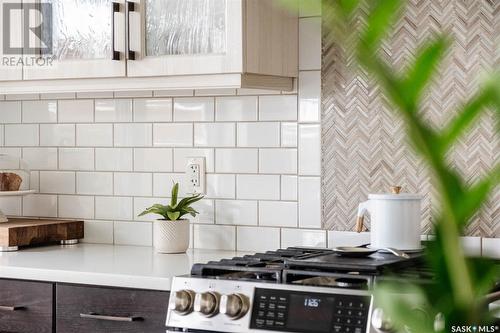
left=153, top=219, right=190, bottom=254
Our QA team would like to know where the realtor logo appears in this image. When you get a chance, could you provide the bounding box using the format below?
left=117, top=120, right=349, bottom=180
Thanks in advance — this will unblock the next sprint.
left=2, top=2, right=53, bottom=55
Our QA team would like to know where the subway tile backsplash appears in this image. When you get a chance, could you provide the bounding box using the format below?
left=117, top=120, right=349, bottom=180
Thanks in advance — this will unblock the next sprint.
left=0, top=12, right=323, bottom=252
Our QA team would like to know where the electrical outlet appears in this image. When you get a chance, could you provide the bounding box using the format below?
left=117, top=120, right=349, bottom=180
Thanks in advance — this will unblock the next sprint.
left=186, top=157, right=206, bottom=194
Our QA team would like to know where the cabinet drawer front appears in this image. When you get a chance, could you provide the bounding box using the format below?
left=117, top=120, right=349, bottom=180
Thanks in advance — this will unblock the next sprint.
left=0, top=279, right=53, bottom=333
left=56, top=284, right=169, bottom=333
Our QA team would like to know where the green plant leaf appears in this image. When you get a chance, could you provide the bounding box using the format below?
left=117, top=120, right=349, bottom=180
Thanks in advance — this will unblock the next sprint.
left=176, top=194, right=203, bottom=210
left=166, top=211, right=181, bottom=221
left=170, top=182, right=179, bottom=208
left=359, top=0, right=400, bottom=52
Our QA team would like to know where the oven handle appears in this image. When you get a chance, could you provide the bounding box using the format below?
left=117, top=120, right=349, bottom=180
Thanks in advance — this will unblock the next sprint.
left=80, top=312, right=143, bottom=322
left=0, top=305, right=24, bottom=312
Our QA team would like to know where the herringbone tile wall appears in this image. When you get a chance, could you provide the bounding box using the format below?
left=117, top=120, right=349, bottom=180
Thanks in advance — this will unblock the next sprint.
left=322, top=0, right=500, bottom=237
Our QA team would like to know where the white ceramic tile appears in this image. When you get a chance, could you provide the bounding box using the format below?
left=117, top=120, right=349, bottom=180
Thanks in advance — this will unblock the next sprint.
left=40, top=171, right=75, bottom=194
left=76, top=91, right=114, bottom=99
left=174, top=97, right=215, bottom=122
left=22, top=100, right=57, bottom=123
left=215, top=200, right=258, bottom=226
left=114, top=91, right=153, bottom=98
left=153, top=123, right=193, bottom=147
left=259, top=95, right=297, bottom=121
left=22, top=148, right=57, bottom=170
left=30, top=171, right=39, bottom=191
left=281, top=123, right=298, bottom=147
left=0, top=126, right=3, bottom=146
left=114, top=123, right=153, bottom=147
left=259, top=149, right=298, bottom=174
left=282, top=229, right=327, bottom=248
left=298, top=177, right=321, bottom=228
left=95, top=148, right=133, bottom=171
left=298, top=124, right=321, bottom=175
left=237, top=89, right=276, bottom=96
left=114, top=221, right=152, bottom=247
left=0, top=148, right=21, bottom=168
left=193, top=224, right=236, bottom=250
left=58, top=195, right=94, bottom=219
left=215, top=149, right=258, bottom=173
left=76, top=124, right=113, bottom=147
left=299, top=71, right=321, bottom=122
left=482, top=238, right=500, bottom=258
left=281, top=175, right=298, bottom=201
left=194, top=123, right=235, bottom=147
left=299, top=0, right=322, bottom=17
left=207, top=174, right=236, bottom=199
left=23, top=194, right=57, bottom=217
left=191, top=199, right=215, bottom=224
left=215, top=96, right=258, bottom=121
left=95, top=99, right=133, bottom=122
left=195, top=89, right=236, bottom=96
left=114, top=173, right=152, bottom=196
left=0, top=101, right=21, bottom=123
left=82, top=220, right=114, bottom=244
left=95, top=196, right=133, bottom=221
left=328, top=231, right=371, bottom=248
left=259, top=201, right=298, bottom=227
left=40, top=124, right=75, bottom=146
left=237, top=226, right=280, bottom=252
left=154, top=90, right=194, bottom=97
left=173, top=148, right=215, bottom=173
left=461, top=236, right=482, bottom=256
left=299, top=17, right=322, bottom=70
left=153, top=173, right=189, bottom=197
left=134, top=148, right=173, bottom=172
left=59, top=148, right=94, bottom=171
left=134, top=197, right=168, bottom=222
left=58, top=100, right=94, bottom=123
left=133, top=98, right=173, bottom=122
left=76, top=172, right=113, bottom=195
left=237, top=123, right=280, bottom=147
left=0, top=197, right=22, bottom=216
left=237, top=175, right=280, bottom=200
left=5, top=124, right=39, bottom=146
left=5, top=93, right=39, bottom=101
left=40, top=92, right=75, bottom=100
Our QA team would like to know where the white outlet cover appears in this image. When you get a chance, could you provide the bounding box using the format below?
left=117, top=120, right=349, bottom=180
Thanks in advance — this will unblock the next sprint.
left=186, top=157, right=206, bottom=195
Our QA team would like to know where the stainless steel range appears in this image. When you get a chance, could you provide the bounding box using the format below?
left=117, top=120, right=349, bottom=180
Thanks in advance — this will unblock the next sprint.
left=165, top=247, right=498, bottom=333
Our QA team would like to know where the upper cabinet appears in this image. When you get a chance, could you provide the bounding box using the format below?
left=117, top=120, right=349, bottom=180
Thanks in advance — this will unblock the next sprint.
left=0, top=0, right=298, bottom=93
left=0, top=0, right=23, bottom=81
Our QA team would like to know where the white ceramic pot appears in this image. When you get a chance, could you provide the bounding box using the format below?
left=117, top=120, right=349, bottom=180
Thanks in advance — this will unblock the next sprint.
left=356, top=188, right=422, bottom=251
left=153, top=219, right=190, bottom=254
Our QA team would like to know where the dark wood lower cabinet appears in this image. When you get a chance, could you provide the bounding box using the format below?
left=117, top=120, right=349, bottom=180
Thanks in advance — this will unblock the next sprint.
left=0, top=279, right=53, bottom=333
left=56, top=284, right=170, bottom=333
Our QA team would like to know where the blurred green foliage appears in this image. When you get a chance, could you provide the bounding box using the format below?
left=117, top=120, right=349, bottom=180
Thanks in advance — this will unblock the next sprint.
left=292, top=0, right=500, bottom=331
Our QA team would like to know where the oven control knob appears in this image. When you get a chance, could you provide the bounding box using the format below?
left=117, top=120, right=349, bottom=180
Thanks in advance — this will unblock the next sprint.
left=172, top=290, right=195, bottom=315
left=220, top=294, right=250, bottom=319
left=371, top=307, right=393, bottom=332
left=194, top=292, right=219, bottom=317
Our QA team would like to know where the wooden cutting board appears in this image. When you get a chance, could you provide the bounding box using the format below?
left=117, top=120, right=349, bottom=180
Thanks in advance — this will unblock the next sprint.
left=0, top=218, right=84, bottom=249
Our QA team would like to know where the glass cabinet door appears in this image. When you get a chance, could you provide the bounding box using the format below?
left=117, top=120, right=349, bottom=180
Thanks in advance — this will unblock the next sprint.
left=23, top=0, right=126, bottom=80
left=0, top=0, right=23, bottom=81
left=127, top=0, right=243, bottom=77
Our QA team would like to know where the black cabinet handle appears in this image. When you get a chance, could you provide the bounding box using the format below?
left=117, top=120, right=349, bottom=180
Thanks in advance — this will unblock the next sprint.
left=80, top=312, right=143, bottom=322
left=126, top=1, right=137, bottom=60
left=111, top=2, right=121, bottom=61
left=0, top=306, right=24, bottom=311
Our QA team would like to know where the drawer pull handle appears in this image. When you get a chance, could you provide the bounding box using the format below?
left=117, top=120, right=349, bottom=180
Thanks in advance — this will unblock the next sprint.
left=0, top=306, right=24, bottom=311
left=80, top=313, right=143, bottom=322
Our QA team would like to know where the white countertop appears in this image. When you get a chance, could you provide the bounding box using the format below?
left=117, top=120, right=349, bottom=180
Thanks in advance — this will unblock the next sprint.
left=0, top=244, right=245, bottom=291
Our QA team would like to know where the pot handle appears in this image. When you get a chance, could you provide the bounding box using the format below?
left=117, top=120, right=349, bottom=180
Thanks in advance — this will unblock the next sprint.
left=355, top=201, right=370, bottom=233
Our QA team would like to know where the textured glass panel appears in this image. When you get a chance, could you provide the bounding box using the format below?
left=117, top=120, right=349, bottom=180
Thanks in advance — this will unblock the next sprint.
left=146, top=0, right=226, bottom=56
left=43, top=0, right=112, bottom=60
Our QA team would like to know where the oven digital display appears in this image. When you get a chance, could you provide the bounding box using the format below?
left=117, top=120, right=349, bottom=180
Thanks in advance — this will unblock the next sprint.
left=286, top=294, right=335, bottom=332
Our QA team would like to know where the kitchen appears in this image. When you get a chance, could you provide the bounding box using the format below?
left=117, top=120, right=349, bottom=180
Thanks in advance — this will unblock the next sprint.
left=0, top=0, right=498, bottom=332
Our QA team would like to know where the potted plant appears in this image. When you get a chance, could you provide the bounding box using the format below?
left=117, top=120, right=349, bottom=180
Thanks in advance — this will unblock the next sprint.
left=139, top=183, right=203, bottom=254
